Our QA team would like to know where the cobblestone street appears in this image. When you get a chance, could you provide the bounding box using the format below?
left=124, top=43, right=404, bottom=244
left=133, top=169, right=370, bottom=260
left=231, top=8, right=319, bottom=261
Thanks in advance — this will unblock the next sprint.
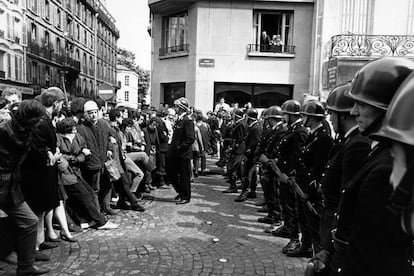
left=0, top=159, right=307, bottom=275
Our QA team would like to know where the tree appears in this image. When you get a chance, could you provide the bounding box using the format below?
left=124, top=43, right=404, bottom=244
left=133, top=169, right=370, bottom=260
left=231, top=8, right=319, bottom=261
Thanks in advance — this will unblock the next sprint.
left=117, top=48, right=150, bottom=102
left=117, top=48, right=136, bottom=71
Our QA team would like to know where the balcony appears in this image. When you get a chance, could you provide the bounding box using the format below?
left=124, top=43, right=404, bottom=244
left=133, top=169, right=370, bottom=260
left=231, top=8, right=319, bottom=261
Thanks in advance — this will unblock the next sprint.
left=247, top=44, right=296, bottom=57
left=64, top=57, right=81, bottom=72
left=330, top=34, right=414, bottom=58
left=0, top=71, right=5, bottom=79
left=159, top=44, right=189, bottom=58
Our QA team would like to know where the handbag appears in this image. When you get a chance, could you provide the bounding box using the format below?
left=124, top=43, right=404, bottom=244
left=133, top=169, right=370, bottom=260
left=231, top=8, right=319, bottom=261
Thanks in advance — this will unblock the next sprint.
left=104, top=158, right=121, bottom=182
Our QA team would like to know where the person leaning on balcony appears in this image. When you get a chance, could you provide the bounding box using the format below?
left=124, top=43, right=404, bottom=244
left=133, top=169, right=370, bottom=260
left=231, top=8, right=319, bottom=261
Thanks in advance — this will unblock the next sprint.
left=270, top=34, right=284, bottom=53
left=260, top=31, right=271, bottom=52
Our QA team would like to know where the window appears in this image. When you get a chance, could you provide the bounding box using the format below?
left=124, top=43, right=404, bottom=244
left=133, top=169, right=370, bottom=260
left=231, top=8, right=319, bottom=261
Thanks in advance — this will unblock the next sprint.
left=56, top=37, right=61, bottom=54
left=341, top=0, right=373, bottom=34
left=214, top=82, right=292, bottom=109
left=44, top=30, right=49, bottom=47
left=253, top=10, right=294, bottom=53
left=163, top=82, right=185, bottom=106
left=45, top=0, right=50, bottom=20
left=125, top=75, right=129, bottom=86
left=31, top=23, right=37, bottom=42
left=57, top=8, right=62, bottom=28
left=7, top=54, right=12, bottom=79
left=162, top=12, right=188, bottom=54
left=124, top=91, right=129, bottom=101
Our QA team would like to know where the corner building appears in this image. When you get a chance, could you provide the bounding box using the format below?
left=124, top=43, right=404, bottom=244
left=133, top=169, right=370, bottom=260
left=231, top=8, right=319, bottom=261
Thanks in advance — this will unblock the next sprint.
left=148, top=0, right=315, bottom=112
left=25, top=0, right=119, bottom=97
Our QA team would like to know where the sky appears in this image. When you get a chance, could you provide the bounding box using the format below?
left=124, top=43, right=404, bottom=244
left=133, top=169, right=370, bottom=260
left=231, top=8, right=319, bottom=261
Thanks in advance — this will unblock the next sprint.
left=106, top=0, right=151, bottom=70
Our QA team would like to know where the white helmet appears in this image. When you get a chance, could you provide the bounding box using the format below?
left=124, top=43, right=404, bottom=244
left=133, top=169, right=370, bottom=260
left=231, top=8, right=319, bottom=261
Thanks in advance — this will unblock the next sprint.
left=84, top=100, right=99, bottom=112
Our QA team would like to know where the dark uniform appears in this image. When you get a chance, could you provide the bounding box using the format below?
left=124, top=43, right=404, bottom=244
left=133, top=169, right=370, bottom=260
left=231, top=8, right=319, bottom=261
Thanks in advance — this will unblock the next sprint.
left=239, top=120, right=262, bottom=197
left=318, top=127, right=370, bottom=274
left=334, top=142, right=412, bottom=276
left=166, top=113, right=195, bottom=202
left=274, top=119, right=308, bottom=241
left=225, top=118, right=247, bottom=191
left=294, top=124, right=333, bottom=255
left=258, top=121, right=287, bottom=221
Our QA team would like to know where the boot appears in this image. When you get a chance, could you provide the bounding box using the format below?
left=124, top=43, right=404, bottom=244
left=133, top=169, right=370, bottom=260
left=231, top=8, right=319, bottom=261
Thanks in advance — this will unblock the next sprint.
left=257, top=205, right=269, bottom=213
left=258, top=211, right=281, bottom=224
left=234, top=191, right=248, bottom=202
left=223, top=180, right=238, bottom=193
left=264, top=222, right=283, bottom=233
left=271, top=225, right=292, bottom=238
left=286, top=245, right=313, bottom=258
left=131, top=203, right=145, bottom=212
left=282, top=239, right=301, bottom=254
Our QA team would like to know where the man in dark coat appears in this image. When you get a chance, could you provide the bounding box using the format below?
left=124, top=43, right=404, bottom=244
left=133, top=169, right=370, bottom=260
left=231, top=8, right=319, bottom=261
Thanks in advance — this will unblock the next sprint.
left=222, top=108, right=246, bottom=193
left=0, top=100, right=49, bottom=275
left=166, top=97, right=195, bottom=204
left=234, top=109, right=262, bottom=202
left=77, top=100, right=116, bottom=215
left=21, top=88, right=64, bottom=253
left=271, top=100, right=308, bottom=256
left=307, top=84, right=370, bottom=275
left=286, top=101, right=333, bottom=258
left=333, top=58, right=414, bottom=276
left=257, top=106, right=287, bottom=225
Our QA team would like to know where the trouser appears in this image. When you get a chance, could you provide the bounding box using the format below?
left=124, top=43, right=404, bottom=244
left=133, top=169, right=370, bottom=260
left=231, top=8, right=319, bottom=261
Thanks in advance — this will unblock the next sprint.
left=99, top=170, right=113, bottom=212
left=210, top=134, right=218, bottom=154
left=64, top=183, right=106, bottom=227
left=166, top=157, right=192, bottom=200
left=240, top=157, right=257, bottom=193
left=279, top=180, right=299, bottom=239
left=227, top=153, right=243, bottom=185
left=200, top=151, right=206, bottom=171
left=192, top=151, right=200, bottom=173
left=301, top=199, right=323, bottom=253
left=113, top=173, right=139, bottom=206
left=261, top=170, right=281, bottom=214
left=1, top=201, right=38, bottom=269
left=296, top=199, right=312, bottom=249
left=34, top=210, right=45, bottom=249
left=81, top=169, right=101, bottom=209
left=123, top=155, right=144, bottom=193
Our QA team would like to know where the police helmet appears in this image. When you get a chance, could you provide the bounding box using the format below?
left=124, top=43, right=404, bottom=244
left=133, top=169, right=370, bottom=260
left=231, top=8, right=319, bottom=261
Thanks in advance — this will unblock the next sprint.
left=246, top=109, right=258, bottom=120
left=326, top=83, right=354, bottom=112
left=301, top=100, right=325, bottom=117
left=267, top=105, right=283, bottom=119
left=346, top=57, right=414, bottom=110
left=281, top=100, right=301, bottom=115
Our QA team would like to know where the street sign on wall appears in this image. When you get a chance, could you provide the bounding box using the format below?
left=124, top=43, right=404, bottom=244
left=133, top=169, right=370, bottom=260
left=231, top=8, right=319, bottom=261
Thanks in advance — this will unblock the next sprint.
left=199, top=58, right=215, bottom=68
left=326, top=58, right=338, bottom=89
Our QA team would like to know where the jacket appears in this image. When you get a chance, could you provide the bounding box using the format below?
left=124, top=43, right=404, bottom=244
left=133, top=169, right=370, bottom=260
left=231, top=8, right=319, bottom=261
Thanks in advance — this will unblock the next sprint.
left=76, top=119, right=114, bottom=170
left=336, top=141, right=412, bottom=276
left=0, top=120, right=30, bottom=207
left=167, top=114, right=195, bottom=159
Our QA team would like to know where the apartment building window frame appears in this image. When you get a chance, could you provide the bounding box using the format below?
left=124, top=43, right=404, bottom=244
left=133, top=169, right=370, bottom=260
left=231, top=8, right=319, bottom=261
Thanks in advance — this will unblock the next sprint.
left=31, top=23, right=37, bottom=43
left=160, top=11, right=189, bottom=57
left=341, top=0, right=373, bottom=34
left=249, top=10, right=295, bottom=56
left=125, top=75, right=129, bottom=86
left=163, top=82, right=185, bottom=106
left=124, top=91, right=129, bottom=102
left=44, top=0, right=51, bottom=21
left=15, top=55, right=23, bottom=82
left=56, top=8, right=62, bottom=29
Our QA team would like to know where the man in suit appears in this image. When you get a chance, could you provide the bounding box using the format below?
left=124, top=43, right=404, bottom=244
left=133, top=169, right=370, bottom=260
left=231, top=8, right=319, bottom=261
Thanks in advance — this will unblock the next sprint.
left=166, top=97, right=195, bottom=204
left=333, top=58, right=414, bottom=276
left=260, top=31, right=271, bottom=52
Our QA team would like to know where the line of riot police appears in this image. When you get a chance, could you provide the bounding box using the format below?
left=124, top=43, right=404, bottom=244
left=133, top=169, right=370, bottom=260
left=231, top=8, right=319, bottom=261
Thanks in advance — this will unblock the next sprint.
left=219, top=57, right=414, bottom=276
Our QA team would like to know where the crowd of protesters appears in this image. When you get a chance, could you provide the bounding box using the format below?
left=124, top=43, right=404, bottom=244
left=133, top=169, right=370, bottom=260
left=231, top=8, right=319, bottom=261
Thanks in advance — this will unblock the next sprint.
left=1, top=57, right=414, bottom=275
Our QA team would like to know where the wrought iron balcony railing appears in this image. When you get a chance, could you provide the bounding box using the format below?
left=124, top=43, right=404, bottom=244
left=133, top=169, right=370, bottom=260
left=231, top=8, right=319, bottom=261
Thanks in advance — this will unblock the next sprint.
left=247, top=44, right=296, bottom=54
left=159, top=44, right=189, bottom=57
left=330, top=34, right=414, bottom=58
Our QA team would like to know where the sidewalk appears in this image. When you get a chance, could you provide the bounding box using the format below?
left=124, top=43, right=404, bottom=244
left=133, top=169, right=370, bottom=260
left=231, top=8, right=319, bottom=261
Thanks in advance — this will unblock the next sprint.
left=0, top=158, right=307, bottom=275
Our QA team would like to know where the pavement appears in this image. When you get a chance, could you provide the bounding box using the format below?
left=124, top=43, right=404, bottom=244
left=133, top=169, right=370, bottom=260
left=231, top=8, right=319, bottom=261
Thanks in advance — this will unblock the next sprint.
left=0, top=158, right=307, bottom=275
